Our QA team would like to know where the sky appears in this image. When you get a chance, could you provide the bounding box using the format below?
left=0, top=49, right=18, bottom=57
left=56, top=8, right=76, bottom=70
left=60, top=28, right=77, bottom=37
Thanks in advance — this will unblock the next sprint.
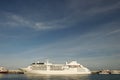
left=0, top=0, right=120, bottom=70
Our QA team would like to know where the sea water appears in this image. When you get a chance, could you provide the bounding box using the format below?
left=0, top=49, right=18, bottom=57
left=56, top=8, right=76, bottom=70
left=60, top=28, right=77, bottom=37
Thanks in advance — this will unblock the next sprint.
left=0, top=74, right=119, bottom=80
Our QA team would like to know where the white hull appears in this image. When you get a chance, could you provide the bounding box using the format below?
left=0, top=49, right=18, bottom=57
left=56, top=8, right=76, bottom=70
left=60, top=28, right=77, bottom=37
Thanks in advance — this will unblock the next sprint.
left=25, top=71, right=91, bottom=75
left=23, top=69, right=91, bottom=75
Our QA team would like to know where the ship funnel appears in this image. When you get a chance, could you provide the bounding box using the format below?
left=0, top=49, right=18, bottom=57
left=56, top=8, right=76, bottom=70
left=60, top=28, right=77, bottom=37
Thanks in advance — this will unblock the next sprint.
left=66, top=62, right=68, bottom=65
left=37, top=61, right=40, bottom=63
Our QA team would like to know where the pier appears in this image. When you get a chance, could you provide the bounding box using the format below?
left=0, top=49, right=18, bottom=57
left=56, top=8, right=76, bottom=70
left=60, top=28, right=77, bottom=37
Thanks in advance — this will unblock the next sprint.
left=8, top=70, right=24, bottom=74
left=91, top=70, right=120, bottom=74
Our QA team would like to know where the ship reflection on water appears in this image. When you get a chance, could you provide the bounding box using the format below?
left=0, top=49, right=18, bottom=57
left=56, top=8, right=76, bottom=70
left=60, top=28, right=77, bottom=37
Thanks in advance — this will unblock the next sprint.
left=0, top=74, right=120, bottom=80
left=25, top=74, right=91, bottom=80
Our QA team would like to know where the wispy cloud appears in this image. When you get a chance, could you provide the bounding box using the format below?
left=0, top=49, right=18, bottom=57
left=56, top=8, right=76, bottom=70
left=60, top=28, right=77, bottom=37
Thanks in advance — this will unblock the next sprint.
left=66, top=0, right=120, bottom=17
left=84, top=1, right=120, bottom=15
left=0, top=12, right=76, bottom=30
left=106, top=29, right=120, bottom=36
left=0, top=12, right=30, bottom=27
left=1, top=0, right=119, bottom=31
left=97, top=21, right=120, bottom=37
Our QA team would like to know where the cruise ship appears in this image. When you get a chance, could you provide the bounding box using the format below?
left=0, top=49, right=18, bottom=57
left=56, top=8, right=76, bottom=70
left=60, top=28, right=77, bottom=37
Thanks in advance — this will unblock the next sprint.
left=21, top=60, right=91, bottom=75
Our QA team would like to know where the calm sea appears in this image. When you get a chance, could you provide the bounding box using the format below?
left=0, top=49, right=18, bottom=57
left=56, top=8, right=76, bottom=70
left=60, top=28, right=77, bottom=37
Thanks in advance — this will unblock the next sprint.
left=0, top=74, right=119, bottom=80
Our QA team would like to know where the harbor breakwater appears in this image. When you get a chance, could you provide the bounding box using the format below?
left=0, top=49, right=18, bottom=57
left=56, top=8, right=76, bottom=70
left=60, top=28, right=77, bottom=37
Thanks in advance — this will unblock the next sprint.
left=8, top=70, right=24, bottom=74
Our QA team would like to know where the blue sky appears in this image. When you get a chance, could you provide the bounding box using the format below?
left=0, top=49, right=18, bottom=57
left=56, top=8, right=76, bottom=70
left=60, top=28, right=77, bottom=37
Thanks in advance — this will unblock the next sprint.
left=0, top=0, right=120, bottom=70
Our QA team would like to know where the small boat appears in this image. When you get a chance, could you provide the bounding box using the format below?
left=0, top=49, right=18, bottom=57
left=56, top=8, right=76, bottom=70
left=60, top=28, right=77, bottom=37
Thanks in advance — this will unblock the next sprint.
left=99, top=70, right=111, bottom=74
left=0, top=67, right=8, bottom=74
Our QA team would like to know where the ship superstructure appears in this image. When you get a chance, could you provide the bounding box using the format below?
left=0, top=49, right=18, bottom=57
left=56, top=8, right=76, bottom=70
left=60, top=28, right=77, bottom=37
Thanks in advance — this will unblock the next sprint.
left=21, top=60, right=91, bottom=74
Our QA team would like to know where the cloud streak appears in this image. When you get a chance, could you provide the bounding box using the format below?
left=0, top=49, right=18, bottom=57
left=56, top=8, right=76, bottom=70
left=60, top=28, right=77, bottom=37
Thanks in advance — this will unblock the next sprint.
left=0, top=12, right=75, bottom=30
left=106, top=29, right=120, bottom=36
left=1, top=0, right=119, bottom=31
